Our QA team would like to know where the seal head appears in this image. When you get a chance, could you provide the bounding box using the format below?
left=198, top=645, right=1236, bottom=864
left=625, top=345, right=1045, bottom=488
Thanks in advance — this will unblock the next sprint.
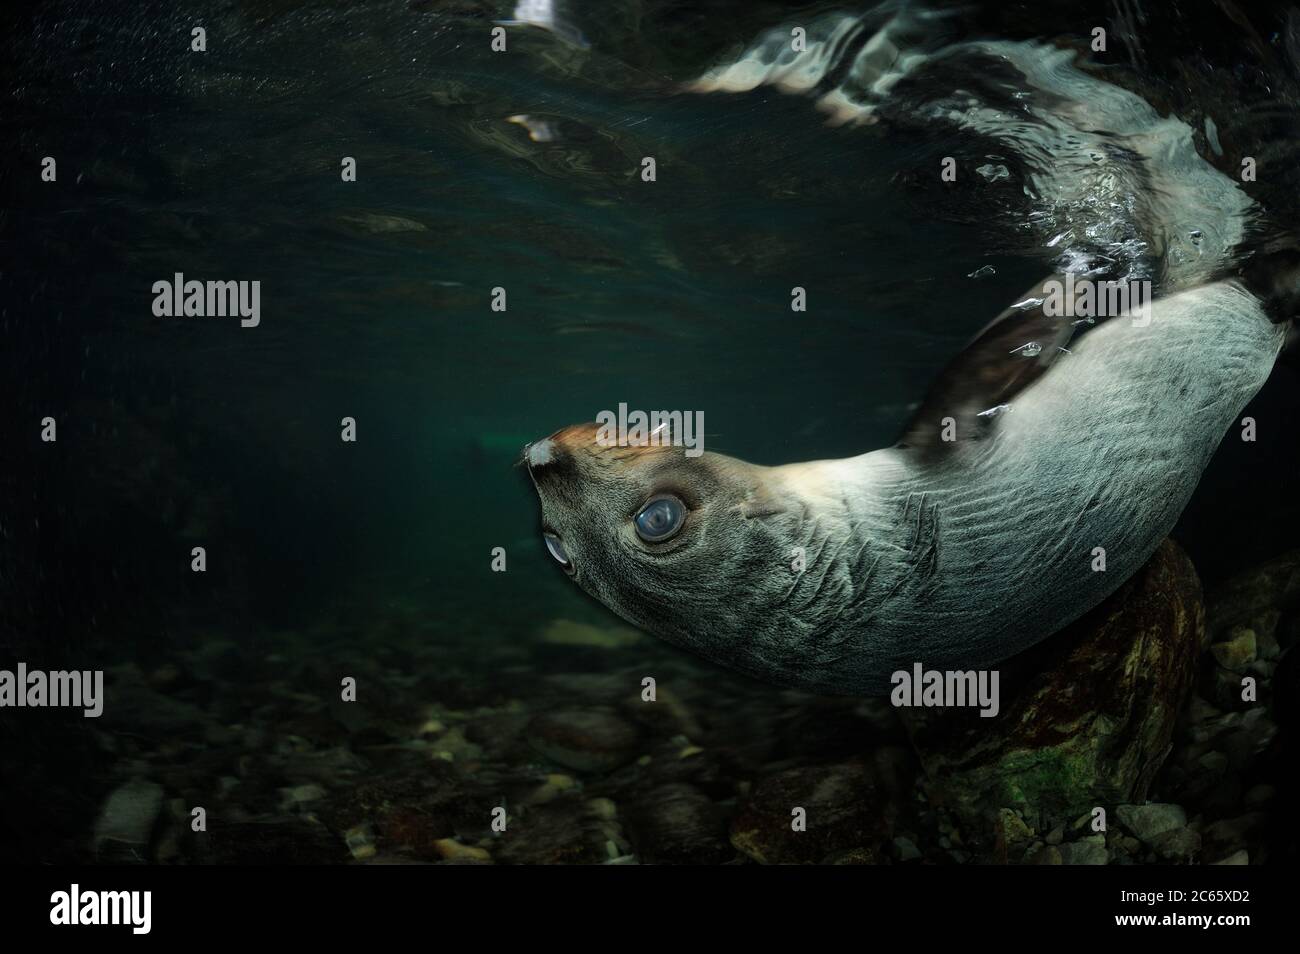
left=522, top=423, right=803, bottom=672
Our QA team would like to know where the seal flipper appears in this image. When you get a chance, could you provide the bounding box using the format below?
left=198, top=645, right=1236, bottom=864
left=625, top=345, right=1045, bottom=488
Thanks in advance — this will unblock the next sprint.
left=896, top=274, right=1076, bottom=452
left=1235, top=237, right=1300, bottom=325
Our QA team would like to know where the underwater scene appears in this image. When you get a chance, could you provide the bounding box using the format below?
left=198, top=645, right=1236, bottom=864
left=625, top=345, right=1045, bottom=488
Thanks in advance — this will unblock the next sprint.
left=3, top=0, right=1300, bottom=890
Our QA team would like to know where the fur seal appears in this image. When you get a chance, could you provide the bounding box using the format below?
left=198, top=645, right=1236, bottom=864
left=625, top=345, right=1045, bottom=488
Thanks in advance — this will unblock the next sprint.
left=522, top=11, right=1297, bottom=694
left=525, top=280, right=1287, bottom=694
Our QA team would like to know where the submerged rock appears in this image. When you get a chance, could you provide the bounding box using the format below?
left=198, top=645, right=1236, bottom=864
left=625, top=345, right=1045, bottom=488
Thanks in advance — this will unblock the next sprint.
left=1210, top=849, right=1250, bottom=865
left=493, top=800, right=619, bottom=865
left=1115, top=803, right=1187, bottom=843
left=93, top=778, right=164, bottom=863
left=1029, top=845, right=1063, bottom=864
left=1210, top=628, right=1257, bottom=672
left=992, top=808, right=1035, bottom=862
left=1205, top=548, right=1300, bottom=648
left=316, top=774, right=464, bottom=859
left=433, top=838, right=493, bottom=864
left=1058, top=834, right=1108, bottom=866
left=1150, top=826, right=1201, bottom=861
left=526, top=708, right=641, bottom=773
left=892, top=835, right=923, bottom=862
left=623, top=783, right=731, bottom=865
left=1201, top=812, right=1268, bottom=861
left=902, top=539, right=1203, bottom=828
left=203, top=816, right=348, bottom=865
left=729, top=759, right=889, bottom=864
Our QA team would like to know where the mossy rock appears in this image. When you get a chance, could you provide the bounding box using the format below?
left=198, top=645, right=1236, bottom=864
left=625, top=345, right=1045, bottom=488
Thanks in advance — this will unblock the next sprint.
left=901, top=539, right=1204, bottom=832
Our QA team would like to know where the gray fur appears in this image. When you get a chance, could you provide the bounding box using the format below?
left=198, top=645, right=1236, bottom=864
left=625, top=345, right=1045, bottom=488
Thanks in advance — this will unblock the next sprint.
left=527, top=281, right=1285, bottom=695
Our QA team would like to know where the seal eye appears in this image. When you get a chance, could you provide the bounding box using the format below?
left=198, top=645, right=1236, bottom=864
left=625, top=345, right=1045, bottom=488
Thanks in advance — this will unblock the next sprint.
left=543, top=532, right=574, bottom=574
left=634, top=495, right=686, bottom=543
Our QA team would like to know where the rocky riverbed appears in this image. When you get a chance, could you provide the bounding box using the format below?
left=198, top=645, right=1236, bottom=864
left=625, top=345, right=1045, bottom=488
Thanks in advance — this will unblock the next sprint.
left=15, top=540, right=1297, bottom=865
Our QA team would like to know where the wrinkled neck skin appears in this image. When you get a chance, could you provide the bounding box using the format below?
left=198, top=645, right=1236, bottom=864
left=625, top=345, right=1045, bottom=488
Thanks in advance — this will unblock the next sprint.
left=767, top=454, right=918, bottom=653
left=709, top=442, right=1079, bottom=695
left=697, top=450, right=943, bottom=694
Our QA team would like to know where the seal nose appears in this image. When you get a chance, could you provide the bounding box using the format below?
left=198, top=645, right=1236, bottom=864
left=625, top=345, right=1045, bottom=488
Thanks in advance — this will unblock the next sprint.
left=524, top=437, right=557, bottom=470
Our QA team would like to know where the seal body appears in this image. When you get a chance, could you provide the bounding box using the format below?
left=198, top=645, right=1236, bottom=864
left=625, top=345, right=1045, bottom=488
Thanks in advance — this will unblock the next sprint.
left=525, top=282, right=1285, bottom=694
left=755, top=281, right=1284, bottom=692
left=524, top=11, right=1295, bottom=695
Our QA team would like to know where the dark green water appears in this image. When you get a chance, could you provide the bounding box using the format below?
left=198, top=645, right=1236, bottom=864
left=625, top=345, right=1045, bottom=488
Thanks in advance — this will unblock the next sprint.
left=5, top=0, right=1052, bottom=641
left=3, top=0, right=1300, bottom=866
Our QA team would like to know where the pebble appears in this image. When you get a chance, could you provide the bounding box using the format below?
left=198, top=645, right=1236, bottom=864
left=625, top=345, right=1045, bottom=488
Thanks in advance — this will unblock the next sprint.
left=1201, top=812, right=1267, bottom=857
left=1059, top=835, right=1108, bottom=866
left=433, top=839, right=492, bottom=864
left=1197, top=752, right=1228, bottom=774
left=345, top=825, right=376, bottom=861
left=1210, top=629, right=1257, bottom=672
left=526, top=708, right=640, bottom=773
left=279, top=783, right=327, bottom=810
left=93, top=778, right=164, bottom=863
left=893, top=836, right=922, bottom=862
left=1030, top=845, right=1063, bottom=865
left=1243, top=784, right=1276, bottom=808
left=996, top=808, right=1034, bottom=852
left=205, top=817, right=348, bottom=864
left=1210, top=849, right=1250, bottom=865
left=1115, top=803, right=1187, bottom=843
left=1150, top=827, right=1201, bottom=861
left=521, top=773, right=577, bottom=806
left=624, top=783, right=730, bottom=865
